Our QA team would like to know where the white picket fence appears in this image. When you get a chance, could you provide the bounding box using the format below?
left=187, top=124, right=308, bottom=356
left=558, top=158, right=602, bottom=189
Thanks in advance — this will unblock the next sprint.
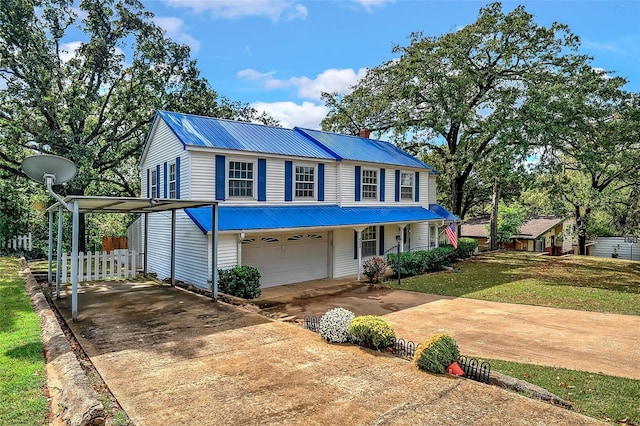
left=60, top=249, right=138, bottom=283
left=3, top=233, right=32, bottom=251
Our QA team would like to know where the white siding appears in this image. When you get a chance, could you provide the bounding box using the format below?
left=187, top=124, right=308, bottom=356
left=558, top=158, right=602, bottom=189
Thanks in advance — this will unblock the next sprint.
left=419, top=171, right=429, bottom=207
left=141, top=119, right=188, bottom=199
left=323, top=162, right=338, bottom=203
left=591, top=237, right=640, bottom=261
left=190, top=151, right=215, bottom=200
left=215, top=234, right=239, bottom=271
left=146, top=210, right=209, bottom=289
left=266, top=158, right=284, bottom=202
left=333, top=227, right=359, bottom=278
left=428, top=174, right=438, bottom=204
left=411, top=222, right=432, bottom=251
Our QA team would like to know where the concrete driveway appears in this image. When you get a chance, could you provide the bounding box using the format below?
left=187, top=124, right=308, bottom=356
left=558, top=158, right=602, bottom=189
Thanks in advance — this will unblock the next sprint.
left=54, top=280, right=603, bottom=425
left=256, top=279, right=640, bottom=380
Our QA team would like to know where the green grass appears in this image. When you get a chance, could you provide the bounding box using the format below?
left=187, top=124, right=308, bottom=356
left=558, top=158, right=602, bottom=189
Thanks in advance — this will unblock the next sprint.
left=386, top=251, right=640, bottom=315
left=0, top=257, right=48, bottom=426
left=486, top=358, right=640, bottom=425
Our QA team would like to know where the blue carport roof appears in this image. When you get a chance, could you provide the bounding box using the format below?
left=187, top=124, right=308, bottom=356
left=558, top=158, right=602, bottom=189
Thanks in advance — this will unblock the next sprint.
left=185, top=205, right=447, bottom=233
left=429, top=204, right=460, bottom=221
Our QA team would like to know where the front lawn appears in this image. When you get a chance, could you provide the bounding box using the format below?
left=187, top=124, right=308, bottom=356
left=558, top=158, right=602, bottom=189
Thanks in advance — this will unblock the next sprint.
left=386, top=251, right=640, bottom=315
left=0, top=257, right=47, bottom=426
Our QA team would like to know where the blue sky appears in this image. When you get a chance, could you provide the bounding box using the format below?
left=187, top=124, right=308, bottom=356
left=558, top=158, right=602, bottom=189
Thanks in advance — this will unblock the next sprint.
left=140, top=0, right=640, bottom=129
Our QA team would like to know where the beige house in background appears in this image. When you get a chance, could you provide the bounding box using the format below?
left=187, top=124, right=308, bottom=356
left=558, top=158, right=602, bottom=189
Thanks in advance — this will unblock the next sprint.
left=461, top=215, right=575, bottom=255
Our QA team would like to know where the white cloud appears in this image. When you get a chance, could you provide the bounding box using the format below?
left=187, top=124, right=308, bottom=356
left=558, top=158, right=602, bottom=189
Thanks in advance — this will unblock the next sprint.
left=162, top=0, right=307, bottom=22
left=153, top=16, right=201, bottom=54
left=251, top=101, right=327, bottom=129
left=237, top=67, right=368, bottom=100
left=59, top=41, right=83, bottom=63
left=583, top=40, right=624, bottom=54
left=353, top=0, right=395, bottom=13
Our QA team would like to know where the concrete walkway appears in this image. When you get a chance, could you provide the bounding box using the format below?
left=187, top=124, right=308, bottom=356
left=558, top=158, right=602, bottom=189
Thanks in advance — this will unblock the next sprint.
left=256, top=279, right=640, bottom=379
left=54, top=280, right=604, bottom=425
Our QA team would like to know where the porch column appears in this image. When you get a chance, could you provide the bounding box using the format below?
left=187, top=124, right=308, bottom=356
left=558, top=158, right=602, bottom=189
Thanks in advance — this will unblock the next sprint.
left=48, top=209, right=53, bottom=286
left=354, top=227, right=366, bottom=281
left=398, top=225, right=406, bottom=252
left=71, top=200, right=79, bottom=321
left=426, top=224, right=431, bottom=250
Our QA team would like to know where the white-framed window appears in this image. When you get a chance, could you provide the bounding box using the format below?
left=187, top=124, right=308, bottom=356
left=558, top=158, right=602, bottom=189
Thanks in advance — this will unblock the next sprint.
left=362, top=169, right=378, bottom=200
left=400, top=172, right=414, bottom=201
left=228, top=160, right=254, bottom=198
left=150, top=169, right=157, bottom=198
left=295, top=165, right=315, bottom=198
left=169, top=163, right=177, bottom=198
left=362, top=226, right=377, bottom=257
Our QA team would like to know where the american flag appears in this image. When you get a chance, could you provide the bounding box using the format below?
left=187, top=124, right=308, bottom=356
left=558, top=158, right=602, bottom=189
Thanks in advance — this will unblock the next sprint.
left=445, top=223, right=458, bottom=248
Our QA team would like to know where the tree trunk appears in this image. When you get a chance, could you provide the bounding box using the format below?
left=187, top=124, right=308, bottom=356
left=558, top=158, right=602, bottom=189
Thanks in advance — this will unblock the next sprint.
left=489, top=177, right=500, bottom=251
left=576, top=207, right=590, bottom=256
left=451, top=176, right=465, bottom=218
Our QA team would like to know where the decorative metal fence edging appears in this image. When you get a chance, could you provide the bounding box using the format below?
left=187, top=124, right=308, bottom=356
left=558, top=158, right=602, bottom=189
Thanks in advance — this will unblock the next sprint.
left=303, top=315, right=491, bottom=384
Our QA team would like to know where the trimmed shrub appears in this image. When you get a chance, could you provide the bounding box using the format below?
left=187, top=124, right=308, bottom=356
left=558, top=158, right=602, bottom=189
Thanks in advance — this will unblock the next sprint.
left=425, top=246, right=455, bottom=271
left=348, top=315, right=395, bottom=350
left=455, top=238, right=478, bottom=259
left=413, top=333, right=461, bottom=374
left=362, top=257, right=387, bottom=283
left=318, top=307, right=355, bottom=343
left=387, top=251, right=427, bottom=276
left=218, top=265, right=261, bottom=299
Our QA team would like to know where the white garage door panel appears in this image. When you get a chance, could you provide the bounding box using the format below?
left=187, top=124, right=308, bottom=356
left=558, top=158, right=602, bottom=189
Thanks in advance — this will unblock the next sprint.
left=243, top=233, right=328, bottom=288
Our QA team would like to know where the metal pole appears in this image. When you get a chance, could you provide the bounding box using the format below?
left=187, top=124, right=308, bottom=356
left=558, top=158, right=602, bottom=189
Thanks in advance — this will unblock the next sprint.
left=48, top=209, right=53, bottom=286
left=56, top=206, right=63, bottom=299
left=211, top=204, right=218, bottom=300
left=170, top=209, right=176, bottom=286
left=71, top=201, right=79, bottom=321
left=397, top=240, right=401, bottom=285
left=143, top=213, right=148, bottom=278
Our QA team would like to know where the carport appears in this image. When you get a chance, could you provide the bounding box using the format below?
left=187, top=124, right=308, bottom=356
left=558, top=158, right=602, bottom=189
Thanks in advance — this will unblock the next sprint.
left=45, top=196, right=218, bottom=321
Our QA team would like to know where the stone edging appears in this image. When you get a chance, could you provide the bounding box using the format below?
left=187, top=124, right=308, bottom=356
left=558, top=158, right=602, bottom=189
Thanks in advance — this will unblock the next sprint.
left=19, top=258, right=106, bottom=426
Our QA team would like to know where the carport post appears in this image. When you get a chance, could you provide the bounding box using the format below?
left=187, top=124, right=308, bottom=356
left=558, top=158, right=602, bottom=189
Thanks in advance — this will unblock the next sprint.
left=211, top=203, right=218, bottom=300
left=170, top=209, right=176, bottom=286
left=48, top=209, right=53, bottom=286
left=56, top=206, right=63, bottom=299
left=71, top=200, right=79, bottom=321
left=143, top=212, right=148, bottom=278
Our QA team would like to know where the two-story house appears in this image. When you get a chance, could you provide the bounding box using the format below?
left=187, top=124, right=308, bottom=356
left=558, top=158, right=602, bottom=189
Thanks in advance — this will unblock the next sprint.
left=137, top=110, right=458, bottom=290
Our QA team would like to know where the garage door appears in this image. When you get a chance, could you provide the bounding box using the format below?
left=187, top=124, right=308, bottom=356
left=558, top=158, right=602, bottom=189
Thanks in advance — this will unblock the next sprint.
left=242, top=232, right=329, bottom=288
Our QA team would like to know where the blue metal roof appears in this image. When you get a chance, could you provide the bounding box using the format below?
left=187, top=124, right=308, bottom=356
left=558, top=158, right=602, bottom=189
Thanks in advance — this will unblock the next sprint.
left=157, top=111, right=337, bottom=160
left=295, top=128, right=432, bottom=169
left=429, top=204, right=460, bottom=221
left=185, top=205, right=445, bottom=233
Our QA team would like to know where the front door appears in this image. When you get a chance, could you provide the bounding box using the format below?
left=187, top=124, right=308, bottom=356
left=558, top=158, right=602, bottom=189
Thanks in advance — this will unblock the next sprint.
left=403, top=225, right=411, bottom=252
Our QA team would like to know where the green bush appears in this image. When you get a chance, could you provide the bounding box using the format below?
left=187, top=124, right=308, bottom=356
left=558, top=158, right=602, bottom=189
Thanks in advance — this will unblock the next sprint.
left=362, top=257, right=387, bottom=283
left=387, top=251, right=427, bottom=276
left=425, top=246, right=455, bottom=270
left=218, top=265, right=261, bottom=299
left=455, top=238, right=478, bottom=259
left=348, top=315, right=395, bottom=350
left=413, top=333, right=461, bottom=374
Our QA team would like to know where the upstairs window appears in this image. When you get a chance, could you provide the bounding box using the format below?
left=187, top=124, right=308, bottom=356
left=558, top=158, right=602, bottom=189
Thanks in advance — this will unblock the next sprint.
left=362, top=169, right=378, bottom=200
left=295, top=165, right=315, bottom=198
left=169, top=163, right=177, bottom=198
left=362, top=226, right=377, bottom=257
left=400, top=172, right=414, bottom=201
left=150, top=169, right=158, bottom=198
left=228, top=161, right=254, bottom=198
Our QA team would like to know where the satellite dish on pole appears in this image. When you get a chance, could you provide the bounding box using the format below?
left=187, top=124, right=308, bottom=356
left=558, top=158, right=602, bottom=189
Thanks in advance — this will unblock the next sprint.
left=21, top=154, right=77, bottom=211
left=22, top=154, right=77, bottom=185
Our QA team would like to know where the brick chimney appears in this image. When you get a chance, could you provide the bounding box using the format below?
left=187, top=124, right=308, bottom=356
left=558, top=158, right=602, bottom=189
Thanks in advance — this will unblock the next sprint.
left=358, top=128, right=371, bottom=138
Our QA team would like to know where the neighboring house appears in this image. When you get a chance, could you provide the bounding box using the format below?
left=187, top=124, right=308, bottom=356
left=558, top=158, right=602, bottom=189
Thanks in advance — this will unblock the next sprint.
left=461, top=215, right=575, bottom=255
left=136, top=110, right=459, bottom=289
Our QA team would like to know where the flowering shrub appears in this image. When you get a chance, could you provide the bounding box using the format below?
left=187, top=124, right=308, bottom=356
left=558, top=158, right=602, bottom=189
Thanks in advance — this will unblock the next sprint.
left=413, top=333, right=460, bottom=374
left=348, top=315, right=395, bottom=350
left=362, top=257, right=387, bottom=283
left=318, top=307, right=355, bottom=343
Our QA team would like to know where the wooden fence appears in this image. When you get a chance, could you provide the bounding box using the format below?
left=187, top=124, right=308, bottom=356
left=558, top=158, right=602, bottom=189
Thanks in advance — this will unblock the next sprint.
left=60, top=249, right=138, bottom=283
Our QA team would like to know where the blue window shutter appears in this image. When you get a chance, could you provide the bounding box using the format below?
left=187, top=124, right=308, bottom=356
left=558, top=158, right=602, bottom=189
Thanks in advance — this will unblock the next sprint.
left=353, top=230, right=358, bottom=259
left=163, top=162, right=168, bottom=198
left=379, top=168, right=386, bottom=202
left=146, top=169, right=150, bottom=198
left=175, top=157, right=181, bottom=199
left=379, top=226, right=385, bottom=255
left=355, top=166, right=361, bottom=202
left=318, top=163, right=325, bottom=201
left=415, top=171, right=420, bottom=202
left=258, top=158, right=266, bottom=201
left=284, top=161, right=293, bottom=201
left=215, top=155, right=226, bottom=201
left=155, top=164, right=161, bottom=198
left=394, top=170, right=400, bottom=202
